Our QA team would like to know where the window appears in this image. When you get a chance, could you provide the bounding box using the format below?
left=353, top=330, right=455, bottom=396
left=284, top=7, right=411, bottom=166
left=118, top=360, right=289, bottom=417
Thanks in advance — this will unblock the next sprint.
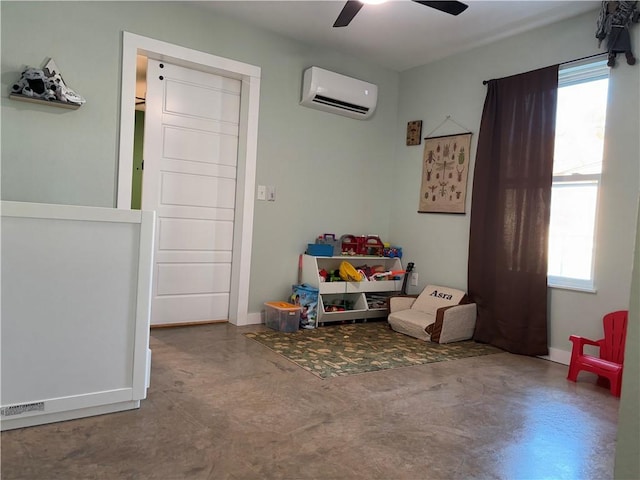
left=548, top=60, right=609, bottom=291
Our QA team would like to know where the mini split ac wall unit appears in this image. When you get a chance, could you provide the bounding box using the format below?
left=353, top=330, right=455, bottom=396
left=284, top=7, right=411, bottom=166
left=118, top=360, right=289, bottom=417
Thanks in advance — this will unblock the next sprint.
left=300, top=66, right=378, bottom=120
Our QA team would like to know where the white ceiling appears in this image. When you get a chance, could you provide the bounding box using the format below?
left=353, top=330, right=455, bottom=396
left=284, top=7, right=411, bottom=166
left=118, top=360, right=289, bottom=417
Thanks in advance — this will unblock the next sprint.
left=197, top=1, right=599, bottom=71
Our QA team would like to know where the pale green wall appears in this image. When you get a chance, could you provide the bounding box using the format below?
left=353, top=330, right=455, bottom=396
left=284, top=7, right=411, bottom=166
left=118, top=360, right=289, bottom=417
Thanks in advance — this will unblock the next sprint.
left=0, top=1, right=399, bottom=313
left=392, top=10, right=639, bottom=356
left=2, top=1, right=638, bottom=474
left=3, top=2, right=636, bottom=355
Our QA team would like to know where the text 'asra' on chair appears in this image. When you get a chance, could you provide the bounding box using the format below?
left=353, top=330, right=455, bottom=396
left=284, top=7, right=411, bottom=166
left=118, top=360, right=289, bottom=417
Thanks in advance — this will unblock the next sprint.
left=387, top=285, right=477, bottom=343
left=567, top=310, right=628, bottom=397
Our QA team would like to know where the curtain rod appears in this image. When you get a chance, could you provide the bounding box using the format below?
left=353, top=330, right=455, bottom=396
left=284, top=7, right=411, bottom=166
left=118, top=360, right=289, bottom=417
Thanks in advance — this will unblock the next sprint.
left=482, top=53, right=606, bottom=85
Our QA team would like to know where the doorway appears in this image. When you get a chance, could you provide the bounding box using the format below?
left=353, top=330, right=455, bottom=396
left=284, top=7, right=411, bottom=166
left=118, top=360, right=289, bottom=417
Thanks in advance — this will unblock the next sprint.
left=117, top=32, right=261, bottom=326
left=130, top=54, right=147, bottom=211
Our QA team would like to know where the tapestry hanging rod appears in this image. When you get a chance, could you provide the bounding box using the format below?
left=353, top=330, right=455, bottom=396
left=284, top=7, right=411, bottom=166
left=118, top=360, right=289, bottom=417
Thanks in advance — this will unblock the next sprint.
left=482, top=52, right=607, bottom=85
left=424, top=115, right=473, bottom=139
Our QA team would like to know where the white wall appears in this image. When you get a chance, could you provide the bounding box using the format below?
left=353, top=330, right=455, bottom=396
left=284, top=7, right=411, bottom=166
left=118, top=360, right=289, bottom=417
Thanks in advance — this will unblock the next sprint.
left=0, top=1, right=400, bottom=313
left=392, top=10, right=640, bottom=356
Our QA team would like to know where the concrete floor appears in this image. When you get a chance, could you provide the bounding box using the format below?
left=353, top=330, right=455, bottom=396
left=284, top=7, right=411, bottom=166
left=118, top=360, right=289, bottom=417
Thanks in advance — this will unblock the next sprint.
left=1, top=323, right=620, bottom=480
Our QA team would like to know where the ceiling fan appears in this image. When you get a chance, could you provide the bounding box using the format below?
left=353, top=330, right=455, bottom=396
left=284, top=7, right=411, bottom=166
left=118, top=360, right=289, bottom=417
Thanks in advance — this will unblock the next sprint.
left=333, top=0, right=469, bottom=27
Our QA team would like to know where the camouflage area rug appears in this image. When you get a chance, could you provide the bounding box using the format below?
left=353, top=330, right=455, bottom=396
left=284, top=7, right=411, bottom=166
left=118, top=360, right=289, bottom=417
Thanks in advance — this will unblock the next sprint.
left=244, top=321, right=502, bottom=379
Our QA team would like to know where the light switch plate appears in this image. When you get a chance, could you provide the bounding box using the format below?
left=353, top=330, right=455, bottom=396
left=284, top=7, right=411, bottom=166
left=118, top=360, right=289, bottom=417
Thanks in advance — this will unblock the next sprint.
left=410, top=273, right=418, bottom=287
left=267, top=185, right=276, bottom=201
left=257, top=185, right=266, bottom=201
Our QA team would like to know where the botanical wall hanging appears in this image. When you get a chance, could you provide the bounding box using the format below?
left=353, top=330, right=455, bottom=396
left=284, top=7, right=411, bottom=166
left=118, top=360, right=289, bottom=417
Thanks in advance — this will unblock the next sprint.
left=419, top=132, right=472, bottom=214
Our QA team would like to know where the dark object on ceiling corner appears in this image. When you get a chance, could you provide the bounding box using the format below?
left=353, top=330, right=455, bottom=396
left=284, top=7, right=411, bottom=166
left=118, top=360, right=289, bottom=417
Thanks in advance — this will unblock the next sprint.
left=333, top=0, right=468, bottom=28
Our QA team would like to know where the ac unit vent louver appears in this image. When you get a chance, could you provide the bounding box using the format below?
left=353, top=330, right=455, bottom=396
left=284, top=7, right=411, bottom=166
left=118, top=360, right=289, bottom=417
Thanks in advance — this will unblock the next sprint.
left=312, top=95, right=370, bottom=115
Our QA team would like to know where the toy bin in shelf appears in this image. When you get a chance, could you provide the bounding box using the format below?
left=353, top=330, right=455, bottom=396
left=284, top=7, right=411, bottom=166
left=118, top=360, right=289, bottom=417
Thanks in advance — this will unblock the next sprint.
left=264, top=301, right=301, bottom=333
left=319, top=293, right=367, bottom=322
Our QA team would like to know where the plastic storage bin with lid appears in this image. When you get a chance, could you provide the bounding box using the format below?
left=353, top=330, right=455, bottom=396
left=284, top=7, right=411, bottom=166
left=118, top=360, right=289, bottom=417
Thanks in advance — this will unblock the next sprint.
left=264, top=301, right=301, bottom=332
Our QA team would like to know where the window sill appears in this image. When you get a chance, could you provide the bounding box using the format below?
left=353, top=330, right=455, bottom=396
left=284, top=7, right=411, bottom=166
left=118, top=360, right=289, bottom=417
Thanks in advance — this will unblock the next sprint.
left=547, top=281, right=597, bottom=294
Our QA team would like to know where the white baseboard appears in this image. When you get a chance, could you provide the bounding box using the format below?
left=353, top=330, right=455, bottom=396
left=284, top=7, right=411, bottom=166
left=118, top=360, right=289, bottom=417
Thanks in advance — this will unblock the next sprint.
left=1, top=389, right=140, bottom=431
left=539, top=347, right=571, bottom=365
left=229, top=311, right=263, bottom=326
left=1, top=400, right=140, bottom=431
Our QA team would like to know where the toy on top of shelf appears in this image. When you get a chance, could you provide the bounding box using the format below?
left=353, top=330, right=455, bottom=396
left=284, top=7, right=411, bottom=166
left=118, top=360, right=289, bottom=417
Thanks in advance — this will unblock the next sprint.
left=10, top=59, right=86, bottom=105
left=340, top=234, right=385, bottom=256
left=340, top=234, right=359, bottom=255
left=364, top=236, right=384, bottom=256
left=383, top=245, right=403, bottom=258
left=11, top=68, right=55, bottom=100
left=315, top=233, right=341, bottom=255
left=306, top=243, right=334, bottom=256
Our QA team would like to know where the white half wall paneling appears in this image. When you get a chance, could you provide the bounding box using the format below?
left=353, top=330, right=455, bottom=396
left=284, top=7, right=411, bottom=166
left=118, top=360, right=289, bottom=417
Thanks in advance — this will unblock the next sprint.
left=0, top=201, right=155, bottom=430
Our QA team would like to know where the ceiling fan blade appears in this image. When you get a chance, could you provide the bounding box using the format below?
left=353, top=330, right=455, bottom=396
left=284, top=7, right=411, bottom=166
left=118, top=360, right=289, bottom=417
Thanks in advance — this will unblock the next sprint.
left=413, top=1, right=469, bottom=16
left=333, top=1, right=364, bottom=27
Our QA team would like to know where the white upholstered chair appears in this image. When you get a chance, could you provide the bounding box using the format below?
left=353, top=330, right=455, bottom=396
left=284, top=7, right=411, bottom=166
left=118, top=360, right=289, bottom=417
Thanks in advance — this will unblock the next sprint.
left=387, top=285, right=477, bottom=343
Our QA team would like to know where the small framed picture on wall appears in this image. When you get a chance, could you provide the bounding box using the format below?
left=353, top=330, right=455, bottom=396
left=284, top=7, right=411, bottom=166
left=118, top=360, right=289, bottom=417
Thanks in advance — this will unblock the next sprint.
left=406, top=120, right=422, bottom=146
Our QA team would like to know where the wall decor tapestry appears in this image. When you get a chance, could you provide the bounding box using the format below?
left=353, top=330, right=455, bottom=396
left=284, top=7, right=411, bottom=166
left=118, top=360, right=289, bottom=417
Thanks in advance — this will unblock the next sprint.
left=419, top=133, right=472, bottom=214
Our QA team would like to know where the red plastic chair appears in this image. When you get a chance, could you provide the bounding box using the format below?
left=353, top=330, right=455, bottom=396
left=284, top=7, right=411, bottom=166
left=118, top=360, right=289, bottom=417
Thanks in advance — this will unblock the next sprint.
left=567, top=310, right=628, bottom=397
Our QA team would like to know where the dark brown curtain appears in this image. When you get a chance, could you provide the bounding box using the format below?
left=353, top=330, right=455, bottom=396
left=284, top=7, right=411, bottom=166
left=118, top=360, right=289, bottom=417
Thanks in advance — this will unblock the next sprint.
left=468, top=65, right=559, bottom=356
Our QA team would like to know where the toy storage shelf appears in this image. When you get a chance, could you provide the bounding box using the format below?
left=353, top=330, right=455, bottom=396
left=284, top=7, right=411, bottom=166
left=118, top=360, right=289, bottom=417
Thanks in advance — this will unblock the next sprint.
left=301, top=254, right=403, bottom=325
left=9, top=93, right=81, bottom=110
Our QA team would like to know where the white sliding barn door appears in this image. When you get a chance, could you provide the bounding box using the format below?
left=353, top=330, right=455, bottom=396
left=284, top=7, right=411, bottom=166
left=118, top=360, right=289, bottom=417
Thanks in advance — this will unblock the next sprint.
left=142, top=59, right=240, bottom=326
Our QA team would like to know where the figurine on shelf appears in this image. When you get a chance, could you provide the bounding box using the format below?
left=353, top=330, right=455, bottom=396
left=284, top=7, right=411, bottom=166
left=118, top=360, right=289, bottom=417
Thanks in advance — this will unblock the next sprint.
left=596, top=1, right=640, bottom=67
left=11, top=68, right=56, bottom=100
left=10, top=58, right=85, bottom=105
left=45, top=71, right=85, bottom=105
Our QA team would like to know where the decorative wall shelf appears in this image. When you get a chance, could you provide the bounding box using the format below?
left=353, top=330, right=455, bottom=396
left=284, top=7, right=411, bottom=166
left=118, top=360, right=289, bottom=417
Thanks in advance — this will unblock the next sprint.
left=9, top=93, right=81, bottom=110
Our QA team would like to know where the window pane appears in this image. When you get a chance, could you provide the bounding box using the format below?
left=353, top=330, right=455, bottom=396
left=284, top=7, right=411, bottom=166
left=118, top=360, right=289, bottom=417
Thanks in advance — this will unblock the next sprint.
left=548, top=181, right=598, bottom=280
left=553, top=78, right=608, bottom=175
left=549, top=63, right=608, bottom=289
